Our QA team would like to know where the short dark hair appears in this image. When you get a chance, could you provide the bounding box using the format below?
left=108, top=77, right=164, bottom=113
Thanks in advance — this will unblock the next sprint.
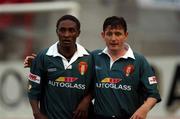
left=56, top=15, right=80, bottom=31
left=103, top=16, right=127, bottom=32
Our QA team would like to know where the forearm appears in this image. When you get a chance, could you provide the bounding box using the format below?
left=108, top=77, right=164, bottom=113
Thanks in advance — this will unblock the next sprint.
left=29, top=100, right=41, bottom=115
left=73, top=93, right=93, bottom=119
left=29, top=100, right=48, bottom=119
left=84, top=93, right=93, bottom=103
left=141, top=97, right=157, bottom=111
left=130, top=97, right=157, bottom=119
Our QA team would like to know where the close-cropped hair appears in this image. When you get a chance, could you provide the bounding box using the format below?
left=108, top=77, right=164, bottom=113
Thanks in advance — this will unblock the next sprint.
left=103, top=16, right=127, bottom=32
left=56, top=15, right=81, bottom=31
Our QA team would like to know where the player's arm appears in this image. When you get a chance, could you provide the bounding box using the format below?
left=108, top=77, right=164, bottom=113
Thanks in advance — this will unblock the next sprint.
left=28, top=72, right=48, bottom=119
left=28, top=52, right=47, bottom=119
left=130, top=97, right=157, bottom=119
left=24, top=53, right=37, bottom=68
left=30, top=100, right=48, bottom=119
left=130, top=56, right=161, bottom=119
left=73, top=73, right=95, bottom=119
left=73, top=69, right=94, bottom=119
left=73, top=93, right=93, bottom=119
left=73, top=54, right=95, bottom=119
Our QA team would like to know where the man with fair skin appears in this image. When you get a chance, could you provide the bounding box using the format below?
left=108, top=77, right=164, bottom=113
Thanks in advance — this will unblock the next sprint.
left=27, top=15, right=94, bottom=119
left=92, top=16, right=161, bottom=119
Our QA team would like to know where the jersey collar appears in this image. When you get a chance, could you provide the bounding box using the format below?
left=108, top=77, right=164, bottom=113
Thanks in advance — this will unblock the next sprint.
left=100, top=43, right=135, bottom=60
left=46, top=41, right=89, bottom=57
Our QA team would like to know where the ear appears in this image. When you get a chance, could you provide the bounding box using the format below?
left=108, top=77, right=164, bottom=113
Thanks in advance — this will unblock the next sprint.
left=124, top=31, right=128, bottom=41
left=125, top=31, right=128, bottom=37
left=77, top=30, right=81, bottom=37
left=56, top=29, right=58, bottom=35
left=101, top=31, right=107, bottom=43
left=101, top=31, right=105, bottom=39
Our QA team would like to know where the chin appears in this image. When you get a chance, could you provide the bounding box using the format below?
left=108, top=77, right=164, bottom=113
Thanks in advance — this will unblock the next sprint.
left=109, top=47, right=119, bottom=51
left=63, top=43, right=72, bottom=46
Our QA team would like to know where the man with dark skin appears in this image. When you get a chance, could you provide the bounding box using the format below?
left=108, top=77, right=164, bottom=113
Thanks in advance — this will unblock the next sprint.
left=27, top=15, right=94, bottom=119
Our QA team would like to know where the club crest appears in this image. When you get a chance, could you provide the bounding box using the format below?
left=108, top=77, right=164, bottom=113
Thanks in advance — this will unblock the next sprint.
left=123, top=64, right=134, bottom=76
left=78, top=62, right=88, bottom=75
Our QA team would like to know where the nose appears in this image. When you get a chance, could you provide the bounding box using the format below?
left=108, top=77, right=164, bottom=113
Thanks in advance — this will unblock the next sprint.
left=111, top=34, right=116, bottom=41
left=64, top=31, right=70, bottom=37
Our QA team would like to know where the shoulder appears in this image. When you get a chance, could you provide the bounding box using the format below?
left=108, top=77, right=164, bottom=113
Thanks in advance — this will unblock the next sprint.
left=37, top=48, right=49, bottom=56
left=133, top=52, right=151, bottom=68
left=133, top=52, right=146, bottom=61
left=34, top=48, right=49, bottom=61
left=31, top=48, right=49, bottom=70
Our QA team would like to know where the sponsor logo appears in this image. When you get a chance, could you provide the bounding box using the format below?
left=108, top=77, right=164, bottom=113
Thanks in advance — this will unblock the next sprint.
left=123, top=64, right=134, bottom=76
left=96, top=83, right=131, bottom=91
left=48, top=80, right=86, bottom=90
left=96, top=78, right=131, bottom=91
left=101, top=78, right=121, bottom=83
left=50, top=77, right=85, bottom=89
left=55, top=77, right=78, bottom=82
left=78, top=62, right=88, bottom=75
left=148, top=76, right=157, bottom=84
left=28, top=73, right=40, bottom=84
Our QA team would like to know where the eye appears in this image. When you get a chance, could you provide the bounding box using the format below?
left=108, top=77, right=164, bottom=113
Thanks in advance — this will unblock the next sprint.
left=106, top=32, right=112, bottom=36
left=58, top=28, right=66, bottom=33
left=114, top=32, right=122, bottom=36
left=68, top=28, right=76, bottom=33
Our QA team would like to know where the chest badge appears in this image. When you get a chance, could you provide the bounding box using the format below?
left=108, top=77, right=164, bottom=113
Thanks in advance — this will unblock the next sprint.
left=78, top=62, right=88, bottom=75
left=123, top=64, right=134, bottom=76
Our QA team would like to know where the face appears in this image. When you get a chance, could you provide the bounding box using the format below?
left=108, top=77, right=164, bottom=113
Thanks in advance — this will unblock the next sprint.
left=56, top=20, right=80, bottom=47
left=101, top=26, right=128, bottom=52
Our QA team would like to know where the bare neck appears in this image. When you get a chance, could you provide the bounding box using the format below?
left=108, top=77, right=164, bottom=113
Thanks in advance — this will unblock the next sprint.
left=58, top=44, right=77, bottom=60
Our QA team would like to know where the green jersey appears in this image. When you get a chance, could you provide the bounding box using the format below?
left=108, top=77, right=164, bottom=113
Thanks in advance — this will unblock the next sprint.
left=28, top=42, right=94, bottom=119
left=92, top=47, right=161, bottom=118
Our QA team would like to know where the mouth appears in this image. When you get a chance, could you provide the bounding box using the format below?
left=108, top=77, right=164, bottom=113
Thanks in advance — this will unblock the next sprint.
left=110, top=43, right=118, bottom=47
left=62, top=40, right=72, bottom=44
